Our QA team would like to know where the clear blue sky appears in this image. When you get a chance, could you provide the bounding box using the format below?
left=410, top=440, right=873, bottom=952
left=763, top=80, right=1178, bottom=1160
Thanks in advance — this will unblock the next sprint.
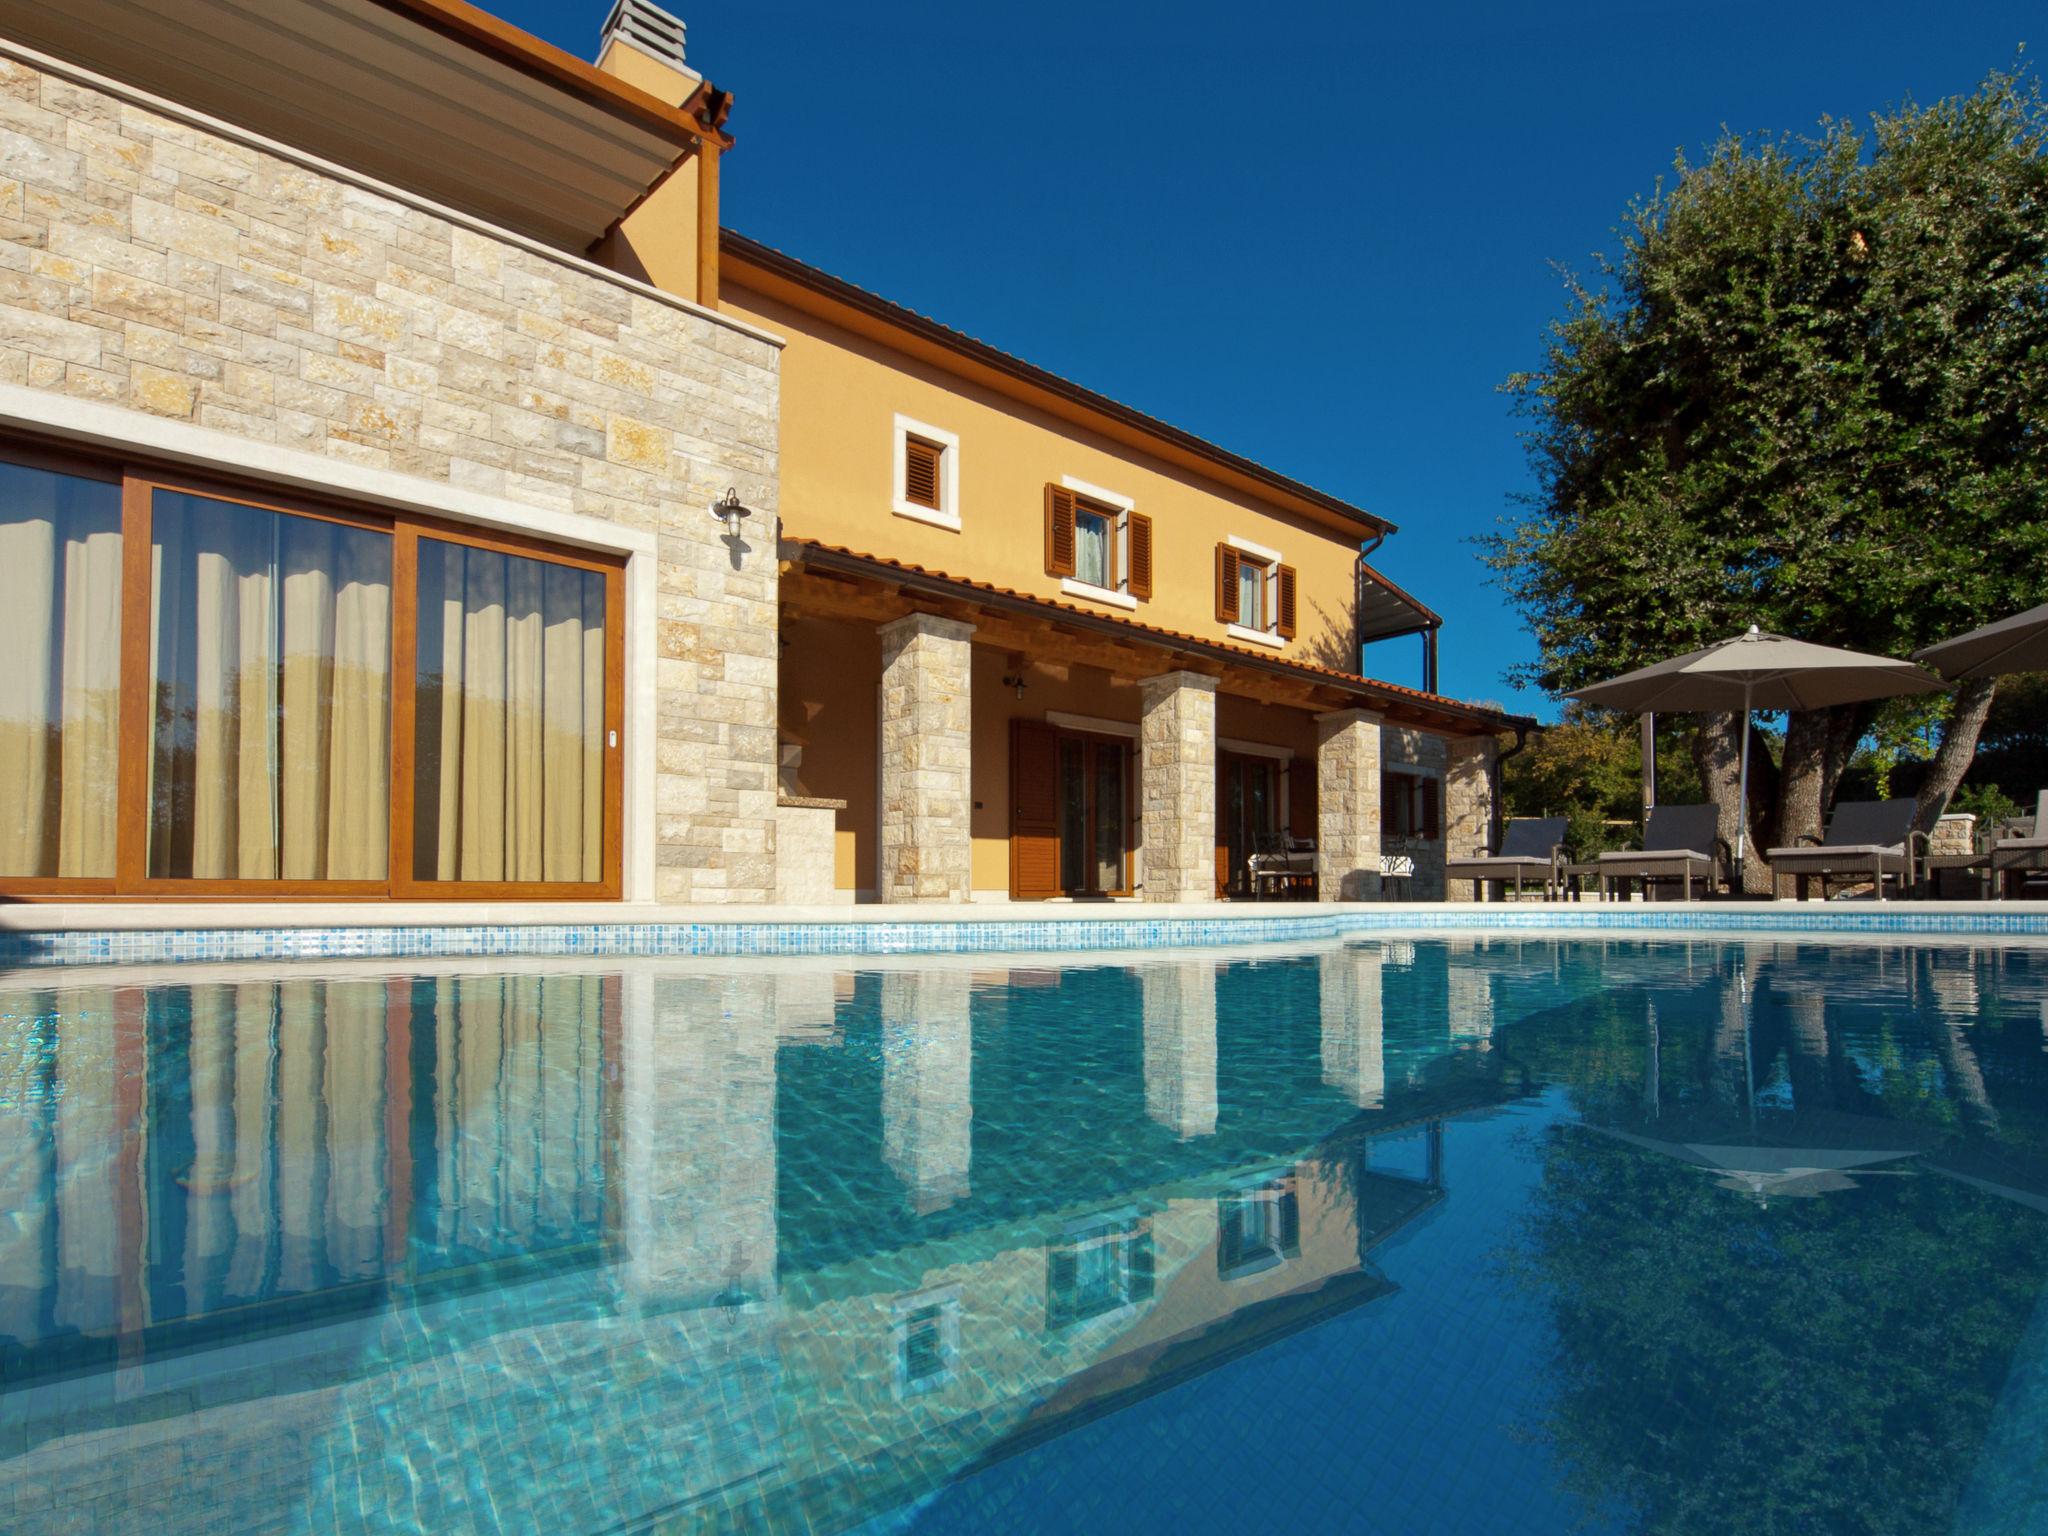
left=502, top=0, right=2035, bottom=717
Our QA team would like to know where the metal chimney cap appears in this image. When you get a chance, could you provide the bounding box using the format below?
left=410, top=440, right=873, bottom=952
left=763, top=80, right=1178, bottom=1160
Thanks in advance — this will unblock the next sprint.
left=600, top=0, right=693, bottom=77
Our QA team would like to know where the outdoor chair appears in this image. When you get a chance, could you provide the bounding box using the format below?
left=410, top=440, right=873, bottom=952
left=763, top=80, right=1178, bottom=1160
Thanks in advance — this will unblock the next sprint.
left=1765, top=799, right=1925, bottom=901
left=1990, top=791, right=2048, bottom=899
left=1446, top=817, right=1567, bottom=902
left=1249, top=834, right=1318, bottom=901
left=1595, top=804, right=1727, bottom=902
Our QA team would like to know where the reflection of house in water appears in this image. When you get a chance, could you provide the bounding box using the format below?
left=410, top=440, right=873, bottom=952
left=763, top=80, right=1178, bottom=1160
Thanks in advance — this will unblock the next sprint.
left=0, top=946, right=1520, bottom=1535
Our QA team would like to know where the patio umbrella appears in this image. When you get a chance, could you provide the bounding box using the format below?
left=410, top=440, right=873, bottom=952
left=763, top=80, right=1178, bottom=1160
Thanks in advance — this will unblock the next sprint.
left=1567, top=627, right=1944, bottom=864
left=1914, top=600, right=2048, bottom=680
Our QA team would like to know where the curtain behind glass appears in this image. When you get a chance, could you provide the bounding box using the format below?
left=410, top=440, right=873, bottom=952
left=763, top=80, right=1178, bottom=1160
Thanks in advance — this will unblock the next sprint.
left=414, top=539, right=605, bottom=884
left=0, top=463, right=123, bottom=877
left=148, top=491, right=391, bottom=880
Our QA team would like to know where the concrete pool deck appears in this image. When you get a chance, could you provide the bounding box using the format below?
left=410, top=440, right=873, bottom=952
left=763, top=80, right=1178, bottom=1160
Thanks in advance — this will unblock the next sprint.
left=8, top=897, right=2048, bottom=969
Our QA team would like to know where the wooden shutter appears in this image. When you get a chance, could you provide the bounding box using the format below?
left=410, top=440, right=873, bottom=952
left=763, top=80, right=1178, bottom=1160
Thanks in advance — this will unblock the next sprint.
left=1380, top=773, right=1400, bottom=838
left=1422, top=777, right=1442, bottom=841
left=1011, top=719, right=1062, bottom=898
left=1288, top=757, right=1316, bottom=840
left=1275, top=564, right=1298, bottom=640
left=1215, top=544, right=1241, bottom=623
left=1127, top=511, right=1154, bottom=600
left=1045, top=485, right=1076, bottom=577
left=904, top=437, right=941, bottom=509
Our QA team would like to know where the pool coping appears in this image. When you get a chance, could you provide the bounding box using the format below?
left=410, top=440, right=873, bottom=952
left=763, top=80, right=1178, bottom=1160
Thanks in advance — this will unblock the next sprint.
left=8, top=899, right=2048, bottom=967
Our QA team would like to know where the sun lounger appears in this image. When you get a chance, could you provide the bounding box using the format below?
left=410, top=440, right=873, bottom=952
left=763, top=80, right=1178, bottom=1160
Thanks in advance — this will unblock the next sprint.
left=1596, top=804, right=1726, bottom=901
left=1446, top=817, right=1567, bottom=901
left=1990, top=791, right=2048, bottom=899
left=1765, top=798, right=1925, bottom=901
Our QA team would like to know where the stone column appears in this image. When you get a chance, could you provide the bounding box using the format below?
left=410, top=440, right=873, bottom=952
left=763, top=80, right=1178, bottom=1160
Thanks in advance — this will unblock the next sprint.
left=1143, top=961, right=1218, bottom=1137
left=1444, top=735, right=1499, bottom=905
left=1319, top=947, right=1385, bottom=1109
left=621, top=972, right=779, bottom=1307
left=878, top=614, right=975, bottom=902
left=881, top=971, right=974, bottom=1213
left=1316, top=708, right=1384, bottom=901
left=1139, top=671, right=1219, bottom=904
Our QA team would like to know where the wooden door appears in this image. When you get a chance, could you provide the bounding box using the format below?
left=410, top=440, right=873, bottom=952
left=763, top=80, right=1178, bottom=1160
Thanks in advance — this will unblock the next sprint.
left=1012, top=720, right=1062, bottom=899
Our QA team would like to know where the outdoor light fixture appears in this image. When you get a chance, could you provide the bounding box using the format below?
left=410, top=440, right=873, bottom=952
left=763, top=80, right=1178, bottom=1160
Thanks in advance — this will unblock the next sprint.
left=711, top=486, right=751, bottom=537
left=1002, top=673, right=1027, bottom=699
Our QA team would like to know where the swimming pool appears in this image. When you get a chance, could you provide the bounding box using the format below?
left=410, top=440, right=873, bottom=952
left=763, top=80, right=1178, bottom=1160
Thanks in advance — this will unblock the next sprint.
left=5, top=935, right=2047, bottom=1533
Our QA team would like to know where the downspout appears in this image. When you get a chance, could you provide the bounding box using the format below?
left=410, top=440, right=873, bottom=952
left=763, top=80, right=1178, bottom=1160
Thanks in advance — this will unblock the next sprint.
left=1490, top=721, right=1534, bottom=855
left=1355, top=531, right=1387, bottom=672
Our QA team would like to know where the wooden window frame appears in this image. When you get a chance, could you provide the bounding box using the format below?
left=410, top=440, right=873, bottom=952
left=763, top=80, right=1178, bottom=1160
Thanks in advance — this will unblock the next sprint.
left=0, top=435, right=626, bottom=902
left=1381, top=770, right=1442, bottom=842
left=1070, top=498, right=1119, bottom=593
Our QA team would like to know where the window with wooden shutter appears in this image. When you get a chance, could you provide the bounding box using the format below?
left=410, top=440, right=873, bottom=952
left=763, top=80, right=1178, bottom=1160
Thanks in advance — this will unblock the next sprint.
left=1011, top=719, right=1062, bottom=898
left=1215, top=543, right=1241, bottom=624
left=1422, top=777, right=1441, bottom=840
left=903, top=436, right=942, bottom=510
left=1275, top=564, right=1298, bottom=640
left=1045, top=485, right=1077, bottom=577
left=1127, top=511, right=1153, bottom=600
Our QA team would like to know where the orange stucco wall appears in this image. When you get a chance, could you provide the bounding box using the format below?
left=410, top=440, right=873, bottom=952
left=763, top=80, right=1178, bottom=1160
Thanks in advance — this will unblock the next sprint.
left=723, top=280, right=1367, bottom=673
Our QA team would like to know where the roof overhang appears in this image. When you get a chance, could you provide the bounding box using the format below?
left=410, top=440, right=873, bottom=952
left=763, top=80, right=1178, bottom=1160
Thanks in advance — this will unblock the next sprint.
left=781, top=540, right=1530, bottom=738
left=723, top=231, right=1395, bottom=544
left=1, top=0, right=721, bottom=251
left=1357, top=563, right=1442, bottom=645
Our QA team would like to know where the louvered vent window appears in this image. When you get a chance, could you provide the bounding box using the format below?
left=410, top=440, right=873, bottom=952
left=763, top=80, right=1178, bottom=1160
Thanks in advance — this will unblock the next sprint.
left=904, top=436, right=943, bottom=511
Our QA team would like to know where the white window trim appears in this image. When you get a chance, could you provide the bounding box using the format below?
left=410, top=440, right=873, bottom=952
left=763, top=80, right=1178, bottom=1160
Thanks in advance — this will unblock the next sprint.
left=1046, top=711, right=1140, bottom=739
left=1060, top=474, right=1136, bottom=512
left=1225, top=533, right=1283, bottom=564
left=892, top=413, right=961, bottom=530
left=0, top=380, right=662, bottom=903
left=1224, top=534, right=1284, bottom=639
left=1060, top=576, right=1136, bottom=610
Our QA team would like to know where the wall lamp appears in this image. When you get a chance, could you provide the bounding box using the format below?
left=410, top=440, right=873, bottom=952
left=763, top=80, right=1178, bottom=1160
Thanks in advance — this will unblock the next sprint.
left=710, top=486, right=751, bottom=537
left=1002, top=673, right=1028, bottom=699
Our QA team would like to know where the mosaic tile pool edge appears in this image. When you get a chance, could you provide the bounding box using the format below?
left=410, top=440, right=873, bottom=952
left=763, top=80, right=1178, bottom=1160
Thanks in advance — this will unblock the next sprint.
left=9, top=905, right=2048, bottom=967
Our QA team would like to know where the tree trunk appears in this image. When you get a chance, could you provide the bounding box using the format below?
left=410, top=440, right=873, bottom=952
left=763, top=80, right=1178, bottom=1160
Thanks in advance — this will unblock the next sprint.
left=1692, top=712, right=1775, bottom=894
left=1778, top=709, right=1832, bottom=851
left=1820, top=704, right=1869, bottom=810
left=1913, top=678, right=1999, bottom=835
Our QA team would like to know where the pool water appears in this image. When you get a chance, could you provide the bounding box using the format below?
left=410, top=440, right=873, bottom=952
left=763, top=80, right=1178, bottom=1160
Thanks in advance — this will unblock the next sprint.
left=5, top=937, right=2048, bottom=1534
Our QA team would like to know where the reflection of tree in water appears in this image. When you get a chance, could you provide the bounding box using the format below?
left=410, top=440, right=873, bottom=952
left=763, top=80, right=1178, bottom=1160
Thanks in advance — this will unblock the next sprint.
left=1511, top=1114, right=2048, bottom=1536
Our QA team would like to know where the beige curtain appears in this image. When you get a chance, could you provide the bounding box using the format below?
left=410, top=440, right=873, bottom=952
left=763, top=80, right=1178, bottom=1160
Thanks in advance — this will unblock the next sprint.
left=0, top=467, right=123, bottom=878
left=422, top=543, right=604, bottom=883
left=151, top=492, right=390, bottom=881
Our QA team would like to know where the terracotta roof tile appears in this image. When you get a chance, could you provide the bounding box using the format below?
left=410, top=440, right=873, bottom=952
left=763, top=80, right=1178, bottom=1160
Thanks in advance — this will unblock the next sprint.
left=782, top=538, right=1531, bottom=732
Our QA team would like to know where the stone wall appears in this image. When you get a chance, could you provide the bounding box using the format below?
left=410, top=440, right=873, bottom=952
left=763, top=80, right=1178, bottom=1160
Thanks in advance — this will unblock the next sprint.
left=878, top=614, right=974, bottom=901
left=1444, top=734, right=1500, bottom=904
left=0, top=54, right=781, bottom=901
left=1382, top=726, right=1450, bottom=901
left=1139, top=672, right=1219, bottom=903
left=1316, top=709, right=1383, bottom=901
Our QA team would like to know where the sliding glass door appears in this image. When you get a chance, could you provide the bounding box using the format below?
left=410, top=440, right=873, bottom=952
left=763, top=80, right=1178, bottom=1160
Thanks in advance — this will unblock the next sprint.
left=0, top=442, right=624, bottom=900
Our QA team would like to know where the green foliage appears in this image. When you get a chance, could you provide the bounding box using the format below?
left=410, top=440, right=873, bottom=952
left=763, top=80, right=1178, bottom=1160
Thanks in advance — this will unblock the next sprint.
left=1857, top=695, right=1949, bottom=799
left=1503, top=708, right=1706, bottom=854
left=1952, top=780, right=2022, bottom=830
left=1964, top=672, right=2048, bottom=802
left=1485, top=68, right=2048, bottom=701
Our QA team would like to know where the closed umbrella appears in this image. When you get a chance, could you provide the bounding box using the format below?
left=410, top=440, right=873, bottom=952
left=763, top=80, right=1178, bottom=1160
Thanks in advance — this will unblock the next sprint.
left=1567, top=627, right=1944, bottom=865
left=1914, top=601, right=2048, bottom=680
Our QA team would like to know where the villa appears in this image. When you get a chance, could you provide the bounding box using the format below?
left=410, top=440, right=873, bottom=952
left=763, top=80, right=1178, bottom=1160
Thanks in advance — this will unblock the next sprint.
left=0, top=0, right=1525, bottom=914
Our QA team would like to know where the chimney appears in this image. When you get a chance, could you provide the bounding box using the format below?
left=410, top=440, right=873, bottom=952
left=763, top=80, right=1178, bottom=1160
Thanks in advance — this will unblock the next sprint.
left=599, top=0, right=698, bottom=88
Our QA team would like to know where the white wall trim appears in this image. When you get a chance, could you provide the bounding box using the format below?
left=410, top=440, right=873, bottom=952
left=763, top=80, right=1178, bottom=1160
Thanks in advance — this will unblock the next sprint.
left=1045, top=711, right=1140, bottom=739
left=0, top=37, right=784, bottom=352
left=0, top=380, right=663, bottom=903
left=1219, top=737, right=1293, bottom=761
left=893, top=413, right=961, bottom=528
left=1227, top=622, right=1285, bottom=650
left=1226, top=533, right=1284, bottom=565
left=1060, top=473, right=1136, bottom=513
left=1059, top=577, right=1136, bottom=611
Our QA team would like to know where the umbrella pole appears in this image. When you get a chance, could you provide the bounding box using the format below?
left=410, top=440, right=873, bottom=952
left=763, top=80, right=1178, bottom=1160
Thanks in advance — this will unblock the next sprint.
left=1735, top=684, right=1753, bottom=874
